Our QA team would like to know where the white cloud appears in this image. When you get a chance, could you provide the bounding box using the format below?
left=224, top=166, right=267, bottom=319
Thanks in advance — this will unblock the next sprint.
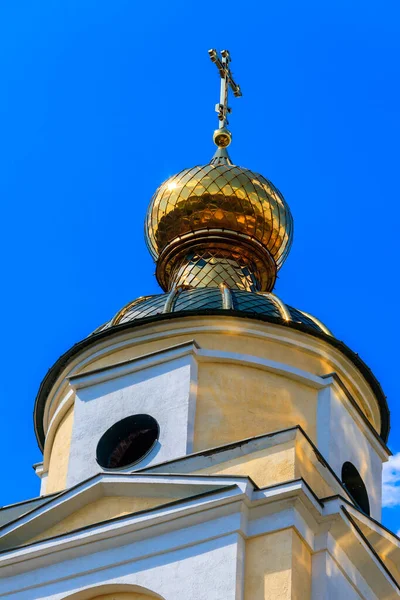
left=382, top=453, right=400, bottom=508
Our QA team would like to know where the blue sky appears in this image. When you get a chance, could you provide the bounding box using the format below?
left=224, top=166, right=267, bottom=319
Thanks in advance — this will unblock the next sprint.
left=0, top=1, right=399, bottom=531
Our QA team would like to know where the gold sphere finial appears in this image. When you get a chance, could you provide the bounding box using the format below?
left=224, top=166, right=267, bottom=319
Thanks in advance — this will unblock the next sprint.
left=213, top=127, right=232, bottom=148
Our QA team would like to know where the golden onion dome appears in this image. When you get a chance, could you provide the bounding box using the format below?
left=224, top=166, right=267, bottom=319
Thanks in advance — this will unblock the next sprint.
left=144, top=49, right=294, bottom=293
left=146, top=162, right=293, bottom=266
left=145, top=150, right=293, bottom=292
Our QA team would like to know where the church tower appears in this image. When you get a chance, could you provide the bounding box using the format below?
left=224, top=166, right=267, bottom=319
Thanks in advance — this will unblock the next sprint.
left=1, top=50, right=399, bottom=600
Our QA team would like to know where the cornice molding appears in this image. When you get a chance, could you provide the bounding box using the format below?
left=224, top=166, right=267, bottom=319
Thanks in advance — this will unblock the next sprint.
left=0, top=477, right=397, bottom=600
left=35, top=315, right=388, bottom=452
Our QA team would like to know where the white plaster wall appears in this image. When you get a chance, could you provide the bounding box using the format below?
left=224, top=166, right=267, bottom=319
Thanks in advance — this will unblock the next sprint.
left=312, top=552, right=364, bottom=600
left=67, top=354, right=197, bottom=488
left=39, top=472, right=48, bottom=496
left=317, top=386, right=383, bottom=519
left=0, top=533, right=242, bottom=600
left=0, top=492, right=392, bottom=600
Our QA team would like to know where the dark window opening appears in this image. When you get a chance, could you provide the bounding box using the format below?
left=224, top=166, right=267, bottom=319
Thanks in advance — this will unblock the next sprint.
left=341, top=461, right=370, bottom=515
left=96, top=414, right=159, bottom=469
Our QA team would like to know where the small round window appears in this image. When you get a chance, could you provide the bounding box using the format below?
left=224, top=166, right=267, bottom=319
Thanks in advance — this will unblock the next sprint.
left=96, top=414, right=159, bottom=469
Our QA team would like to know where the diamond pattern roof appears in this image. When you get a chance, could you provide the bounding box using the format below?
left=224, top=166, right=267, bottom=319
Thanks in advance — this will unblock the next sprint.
left=95, top=288, right=332, bottom=337
left=145, top=163, right=293, bottom=270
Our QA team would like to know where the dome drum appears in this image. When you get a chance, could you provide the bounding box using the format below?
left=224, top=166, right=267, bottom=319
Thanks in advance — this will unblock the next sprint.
left=155, top=229, right=277, bottom=292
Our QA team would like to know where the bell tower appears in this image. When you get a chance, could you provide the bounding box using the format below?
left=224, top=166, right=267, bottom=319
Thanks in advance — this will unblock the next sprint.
left=1, top=50, right=398, bottom=600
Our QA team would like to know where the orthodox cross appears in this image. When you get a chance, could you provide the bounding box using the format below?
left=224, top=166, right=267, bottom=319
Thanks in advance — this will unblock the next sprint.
left=208, top=49, right=242, bottom=129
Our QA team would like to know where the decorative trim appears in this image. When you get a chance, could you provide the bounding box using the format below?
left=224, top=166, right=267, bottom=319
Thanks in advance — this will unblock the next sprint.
left=68, top=340, right=200, bottom=391
left=110, top=297, right=153, bottom=326
left=34, top=312, right=389, bottom=450
left=323, top=534, right=384, bottom=600
left=259, top=292, right=291, bottom=321
left=299, top=309, right=333, bottom=336
left=59, top=335, right=385, bottom=454
left=341, top=506, right=400, bottom=591
left=0, top=476, right=250, bottom=555
left=325, top=495, right=400, bottom=543
left=219, top=283, right=233, bottom=310
left=136, top=424, right=356, bottom=504
left=0, top=477, right=396, bottom=600
left=162, top=287, right=179, bottom=313
left=196, top=347, right=328, bottom=388
left=41, top=320, right=382, bottom=458
left=155, top=229, right=277, bottom=292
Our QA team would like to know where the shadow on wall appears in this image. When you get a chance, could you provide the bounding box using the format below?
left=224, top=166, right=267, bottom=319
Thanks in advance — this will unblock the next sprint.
left=335, top=404, right=375, bottom=515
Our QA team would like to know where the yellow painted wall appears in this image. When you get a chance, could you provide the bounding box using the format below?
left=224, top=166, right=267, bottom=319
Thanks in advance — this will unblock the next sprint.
left=197, top=434, right=337, bottom=498
left=244, top=529, right=311, bottom=600
left=245, top=530, right=292, bottom=600
left=46, top=406, right=74, bottom=494
left=294, top=437, right=334, bottom=498
left=292, top=529, right=312, bottom=600
left=44, top=411, right=338, bottom=512
left=195, top=331, right=330, bottom=380
left=198, top=443, right=296, bottom=488
left=194, top=363, right=317, bottom=451
left=44, top=353, right=317, bottom=490
left=353, top=518, right=400, bottom=587
left=43, top=318, right=380, bottom=488
left=80, top=328, right=328, bottom=380
left=74, top=319, right=375, bottom=426
left=29, top=495, right=176, bottom=543
left=40, top=435, right=340, bottom=548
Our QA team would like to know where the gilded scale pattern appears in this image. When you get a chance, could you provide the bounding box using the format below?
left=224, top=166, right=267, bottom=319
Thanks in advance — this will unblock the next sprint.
left=145, top=163, right=293, bottom=270
left=169, top=249, right=261, bottom=291
left=95, top=287, right=332, bottom=337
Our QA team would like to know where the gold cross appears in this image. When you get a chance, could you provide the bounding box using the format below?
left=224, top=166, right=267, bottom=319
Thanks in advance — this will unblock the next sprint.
left=208, top=49, right=242, bottom=129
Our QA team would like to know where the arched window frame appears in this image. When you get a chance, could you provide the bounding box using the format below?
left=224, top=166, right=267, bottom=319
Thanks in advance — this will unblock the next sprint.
left=341, top=461, right=370, bottom=515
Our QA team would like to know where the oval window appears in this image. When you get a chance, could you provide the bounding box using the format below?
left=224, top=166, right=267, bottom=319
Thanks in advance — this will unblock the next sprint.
left=341, top=461, right=370, bottom=515
left=96, top=414, right=159, bottom=469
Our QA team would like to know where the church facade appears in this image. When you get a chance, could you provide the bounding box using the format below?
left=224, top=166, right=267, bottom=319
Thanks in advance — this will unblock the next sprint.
left=1, top=50, right=399, bottom=600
